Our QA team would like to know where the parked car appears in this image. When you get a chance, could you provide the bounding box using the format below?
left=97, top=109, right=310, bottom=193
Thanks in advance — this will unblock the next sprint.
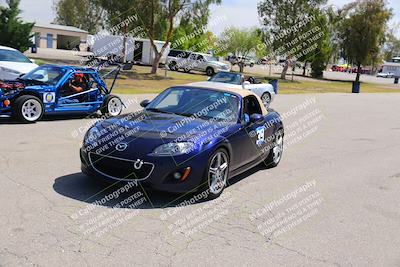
left=81, top=85, right=284, bottom=199
left=190, top=72, right=276, bottom=107
left=377, top=72, right=395, bottom=78
left=0, top=45, right=38, bottom=80
left=167, top=50, right=230, bottom=76
left=229, top=56, right=255, bottom=67
left=257, top=57, right=268, bottom=65
left=0, top=63, right=131, bottom=123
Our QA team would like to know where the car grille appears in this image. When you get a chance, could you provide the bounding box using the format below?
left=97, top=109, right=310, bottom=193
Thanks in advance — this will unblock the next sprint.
left=89, top=153, right=154, bottom=181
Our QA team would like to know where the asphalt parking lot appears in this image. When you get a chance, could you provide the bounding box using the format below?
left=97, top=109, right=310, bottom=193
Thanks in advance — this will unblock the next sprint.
left=1, top=93, right=400, bottom=266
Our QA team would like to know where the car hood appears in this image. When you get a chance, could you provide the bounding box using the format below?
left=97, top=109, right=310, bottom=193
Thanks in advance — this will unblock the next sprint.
left=101, top=111, right=230, bottom=141
left=93, top=110, right=232, bottom=155
left=0, top=61, right=38, bottom=74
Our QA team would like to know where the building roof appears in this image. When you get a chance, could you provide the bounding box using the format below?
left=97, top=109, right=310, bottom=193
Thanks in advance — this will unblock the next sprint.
left=33, top=23, right=88, bottom=34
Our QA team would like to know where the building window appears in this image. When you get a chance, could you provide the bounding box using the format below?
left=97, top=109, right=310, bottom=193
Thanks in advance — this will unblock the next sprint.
left=47, top=34, right=53, bottom=48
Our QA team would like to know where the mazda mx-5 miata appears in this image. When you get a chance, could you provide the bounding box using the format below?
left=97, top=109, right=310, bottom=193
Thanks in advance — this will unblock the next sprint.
left=81, top=84, right=284, bottom=199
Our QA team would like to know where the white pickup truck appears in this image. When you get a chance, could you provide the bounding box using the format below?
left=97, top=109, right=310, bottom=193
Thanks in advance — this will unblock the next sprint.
left=167, top=50, right=231, bottom=76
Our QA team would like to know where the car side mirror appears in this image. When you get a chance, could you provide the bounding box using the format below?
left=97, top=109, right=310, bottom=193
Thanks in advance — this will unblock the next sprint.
left=250, top=113, right=264, bottom=124
left=243, top=113, right=250, bottom=124
left=140, top=99, right=151, bottom=108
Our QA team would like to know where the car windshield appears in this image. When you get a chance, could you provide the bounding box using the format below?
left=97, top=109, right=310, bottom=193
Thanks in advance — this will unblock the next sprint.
left=209, top=72, right=242, bottom=85
left=0, top=49, right=32, bottom=63
left=146, top=87, right=240, bottom=123
left=21, top=66, right=67, bottom=86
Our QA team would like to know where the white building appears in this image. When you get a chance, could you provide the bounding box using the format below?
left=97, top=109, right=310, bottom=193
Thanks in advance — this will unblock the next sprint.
left=32, top=24, right=88, bottom=51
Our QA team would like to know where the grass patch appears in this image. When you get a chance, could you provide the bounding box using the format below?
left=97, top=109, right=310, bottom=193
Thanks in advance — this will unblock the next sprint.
left=113, top=65, right=400, bottom=94
left=111, top=65, right=207, bottom=94
left=28, top=60, right=400, bottom=94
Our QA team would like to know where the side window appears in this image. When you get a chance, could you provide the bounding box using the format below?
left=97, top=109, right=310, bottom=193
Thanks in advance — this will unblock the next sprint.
left=156, top=90, right=184, bottom=109
left=243, top=96, right=262, bottom=116
left=168, top=50, right=179, bottom=57
left=197, top=55, right=204, bottom=61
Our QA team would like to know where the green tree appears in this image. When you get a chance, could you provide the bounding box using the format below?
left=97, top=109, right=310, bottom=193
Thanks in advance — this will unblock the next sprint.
left=258, top=0, right=327, bottom=79
left=308, top=11, right=332, bottom=78
left=339, top=0, right=392, bottom=82
left=98, top=0, right=139, bottom=63
left=134, top=0, right=221, bottom=74
left=53, top=0, right=104, bottom=35
left=383, top=30, right=400, bottom=60
left=94, top=0, right=220, bottom=73
left=170, top=0, right=221, bottom=52
left=0, top=0, right=34, bottom=52
left=218, top=27, right=263, bottom=73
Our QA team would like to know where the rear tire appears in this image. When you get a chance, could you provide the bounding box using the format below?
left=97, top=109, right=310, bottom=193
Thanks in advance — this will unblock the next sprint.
left=102, top=95, right=123, bottom=117
left=261, top=92, right=271, bottom=107
left=206, top=67, right=215, bottom=76
left=263, top=128, right=284, bottom=168
left=13, top=95, right=44, bottom=123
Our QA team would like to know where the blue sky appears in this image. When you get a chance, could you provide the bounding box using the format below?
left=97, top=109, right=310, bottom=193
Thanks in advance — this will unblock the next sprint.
left=1, top=0, right=399, bottom=36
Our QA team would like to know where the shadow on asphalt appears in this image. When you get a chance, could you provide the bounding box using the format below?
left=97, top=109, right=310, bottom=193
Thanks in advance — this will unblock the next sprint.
left=53, top=164, right=265, bottom=209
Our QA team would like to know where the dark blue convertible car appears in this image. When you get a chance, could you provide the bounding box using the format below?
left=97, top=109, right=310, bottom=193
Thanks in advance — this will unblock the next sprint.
left=0, top=64, right=127, bottom=123
left=81, top=84, right=284, bottom=198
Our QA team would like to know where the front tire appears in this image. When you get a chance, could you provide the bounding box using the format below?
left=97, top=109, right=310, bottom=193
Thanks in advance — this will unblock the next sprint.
left=263, top=129, right=284, bottom=168
left=13, top=95, right=44, bottom=123
left=168, top=61, right=178, bottom=71
left=102, top=95, right=123, bottom=117
left=203, top=148, right=230, bottom=199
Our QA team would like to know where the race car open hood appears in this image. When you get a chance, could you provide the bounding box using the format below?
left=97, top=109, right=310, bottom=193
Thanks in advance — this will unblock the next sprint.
left=0, top=61, right=38, bottom=75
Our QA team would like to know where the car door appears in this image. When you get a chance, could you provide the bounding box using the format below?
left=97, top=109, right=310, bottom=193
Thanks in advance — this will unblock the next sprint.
left=56, top=73, right=98, bottom=113
left=239, top=96, right=274, bottom=164
left=195, top=54, right=207, bottom=71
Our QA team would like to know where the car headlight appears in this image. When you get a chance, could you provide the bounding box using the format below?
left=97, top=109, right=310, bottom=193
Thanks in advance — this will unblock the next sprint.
left=153, top=142, right=195, bottom=156
left=84, top=126, right=101, bottom=145
left=0, top=67, right=21, bottom=75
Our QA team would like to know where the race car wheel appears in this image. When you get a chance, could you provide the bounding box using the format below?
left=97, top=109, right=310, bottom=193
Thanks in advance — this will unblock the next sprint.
left=263, top=129, right=284, bottom=168
left=168, top=61, right=178, bottom=71
left=206, top=67, right=215, bottom=76
left=13, top=95, right=44, bottom=123
left=261, top=92, right=271, bottom=107
left=205, top=148, right=230, bottom=199
left=102, top=95, right=123, bottom=117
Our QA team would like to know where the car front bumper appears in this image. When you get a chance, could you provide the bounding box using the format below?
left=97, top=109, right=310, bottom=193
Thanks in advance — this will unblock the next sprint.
left=80, top=147, right=212, bottom=193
